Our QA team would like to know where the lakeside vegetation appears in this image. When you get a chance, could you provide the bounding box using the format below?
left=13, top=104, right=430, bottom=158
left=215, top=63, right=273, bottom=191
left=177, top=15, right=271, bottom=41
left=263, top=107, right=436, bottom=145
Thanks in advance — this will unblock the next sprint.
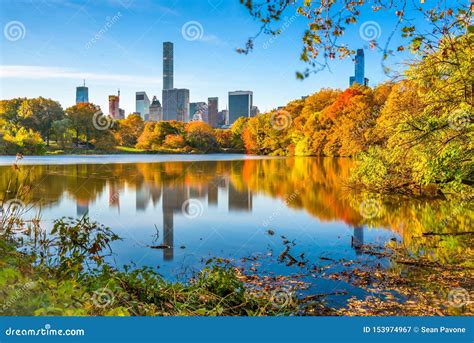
left=1, top=210, right=471, bottom=316
left=1, top=157, right=472, bottom=316
left=0, top=217, right=293, bottom=316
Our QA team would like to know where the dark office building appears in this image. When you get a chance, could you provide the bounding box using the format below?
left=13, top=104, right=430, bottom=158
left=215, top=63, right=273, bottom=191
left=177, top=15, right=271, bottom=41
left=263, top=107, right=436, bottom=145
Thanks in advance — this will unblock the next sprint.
left=162, top=88, right=190, bottom=122
left=228, top=91, right=253, bottom=125
left=208, top=97, right=218, bottom=128
left=163, top=42, right=174, bottom=90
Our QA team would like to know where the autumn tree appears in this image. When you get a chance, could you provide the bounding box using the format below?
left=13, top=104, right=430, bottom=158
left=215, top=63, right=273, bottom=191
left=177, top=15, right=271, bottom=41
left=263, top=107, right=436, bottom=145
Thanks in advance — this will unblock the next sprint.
left=0, top=98, right=26, bottom=130
left=292, top=90, right=340, bottom=156
left=114, top=114, right=145, bottom=147
left=185, top=121, right=218, bottom=152
left=163, top=134, right=186, bottom=149
left=214, top=129, right=233, bottom=150
left=352, top=32, right=473, bottom=193
left=230, top=117, right=248, bottom=151
left=136, top=121, right=185, bottom=150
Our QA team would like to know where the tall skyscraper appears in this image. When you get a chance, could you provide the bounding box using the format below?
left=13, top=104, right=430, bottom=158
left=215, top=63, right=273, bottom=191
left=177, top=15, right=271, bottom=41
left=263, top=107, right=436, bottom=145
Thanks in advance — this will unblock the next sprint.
left=76, top=80, right=88, bottom=104
left=208, top=97, right=218, bottom=128
left=149, top=96, right=162, bottom=121
left=162, top=88, right=190, bottom=122
left=162, top=41, right=189, bottom=122
left=228, top=91, right=253, bottom=125
left=163, top=42, right=174, bottom=90
left=349, top=49, right=369, bottom=86
left=135, top=91, right=151, bottom=120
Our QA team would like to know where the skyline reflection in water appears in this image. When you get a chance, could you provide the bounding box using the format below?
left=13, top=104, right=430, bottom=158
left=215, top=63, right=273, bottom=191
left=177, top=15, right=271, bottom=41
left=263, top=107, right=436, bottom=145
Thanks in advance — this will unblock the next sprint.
left=1, top=157, right=468, bottom=286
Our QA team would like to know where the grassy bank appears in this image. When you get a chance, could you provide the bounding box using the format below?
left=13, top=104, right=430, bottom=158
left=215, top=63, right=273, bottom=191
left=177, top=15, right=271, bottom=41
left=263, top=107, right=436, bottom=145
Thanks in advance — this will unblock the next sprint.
left=0, top=217, right=297, bottom=316
left=1, top=213, right=472, bottom=316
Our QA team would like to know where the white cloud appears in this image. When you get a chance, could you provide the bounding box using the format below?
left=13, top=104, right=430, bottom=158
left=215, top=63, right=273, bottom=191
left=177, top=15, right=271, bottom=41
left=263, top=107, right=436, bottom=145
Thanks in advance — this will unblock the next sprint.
left=0, top=65, right=160, bottom=86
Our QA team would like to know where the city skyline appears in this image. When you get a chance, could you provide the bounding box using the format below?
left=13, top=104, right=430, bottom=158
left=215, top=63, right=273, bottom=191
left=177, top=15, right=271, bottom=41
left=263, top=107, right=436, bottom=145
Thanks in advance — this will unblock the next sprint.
left=0, top=0, right=413, bottom=115
left=126, top=41, right=257, bottom=126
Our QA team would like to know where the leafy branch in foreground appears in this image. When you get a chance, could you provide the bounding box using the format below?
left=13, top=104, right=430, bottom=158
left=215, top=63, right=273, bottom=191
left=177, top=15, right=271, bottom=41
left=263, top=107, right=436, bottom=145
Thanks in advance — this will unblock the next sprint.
left=239, top=0, right=472, bottom=78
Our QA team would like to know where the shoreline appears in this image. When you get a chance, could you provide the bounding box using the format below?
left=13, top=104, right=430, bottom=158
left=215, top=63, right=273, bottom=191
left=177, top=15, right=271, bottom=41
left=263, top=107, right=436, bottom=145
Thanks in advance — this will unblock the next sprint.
left=0, top=153, right=284, bottom=166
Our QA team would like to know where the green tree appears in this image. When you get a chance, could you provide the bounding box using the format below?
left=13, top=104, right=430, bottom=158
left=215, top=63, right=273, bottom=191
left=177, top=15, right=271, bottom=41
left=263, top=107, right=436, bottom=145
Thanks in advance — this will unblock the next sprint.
left=66, top=103, right=99, bottom=144
left=19, top=97, right=64, bottom=146
left=65, top=103, right=116, bottom=150
left=52, top=118, right=73, bottom=149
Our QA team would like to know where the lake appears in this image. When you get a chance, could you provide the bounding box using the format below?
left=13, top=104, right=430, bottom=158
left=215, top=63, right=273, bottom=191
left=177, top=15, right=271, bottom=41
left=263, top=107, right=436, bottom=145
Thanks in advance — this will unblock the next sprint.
left=0, top=155, right=468, bottom=308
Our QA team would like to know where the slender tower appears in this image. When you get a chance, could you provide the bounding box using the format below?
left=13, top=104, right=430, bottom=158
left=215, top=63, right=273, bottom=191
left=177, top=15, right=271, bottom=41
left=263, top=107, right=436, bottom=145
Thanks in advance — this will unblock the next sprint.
left=163, top=42, right=174, bottom=90
left=349, top=49, right=369, bottom=86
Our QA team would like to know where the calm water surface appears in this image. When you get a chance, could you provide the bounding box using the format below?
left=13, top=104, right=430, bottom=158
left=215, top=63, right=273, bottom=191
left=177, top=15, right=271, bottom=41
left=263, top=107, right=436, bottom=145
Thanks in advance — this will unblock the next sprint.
left=2, top=155, right=464, bottom=307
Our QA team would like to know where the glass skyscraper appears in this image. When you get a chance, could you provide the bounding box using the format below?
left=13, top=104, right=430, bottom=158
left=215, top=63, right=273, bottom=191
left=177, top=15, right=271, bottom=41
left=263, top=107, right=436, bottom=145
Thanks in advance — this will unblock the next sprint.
left=228, top=91, right=253, bottom=125
left=135, top=91, right=151, bottom=121
left=163, top=42, right=174, bottom=90
left=76, top=84, right=89, bottom=104
left=349, top=49, right=369, bottom=86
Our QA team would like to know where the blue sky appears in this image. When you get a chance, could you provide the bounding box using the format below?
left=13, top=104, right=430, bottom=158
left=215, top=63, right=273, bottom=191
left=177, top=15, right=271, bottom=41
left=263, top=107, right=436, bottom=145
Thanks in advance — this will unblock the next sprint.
left=0, top=0, right=427, bottom=114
